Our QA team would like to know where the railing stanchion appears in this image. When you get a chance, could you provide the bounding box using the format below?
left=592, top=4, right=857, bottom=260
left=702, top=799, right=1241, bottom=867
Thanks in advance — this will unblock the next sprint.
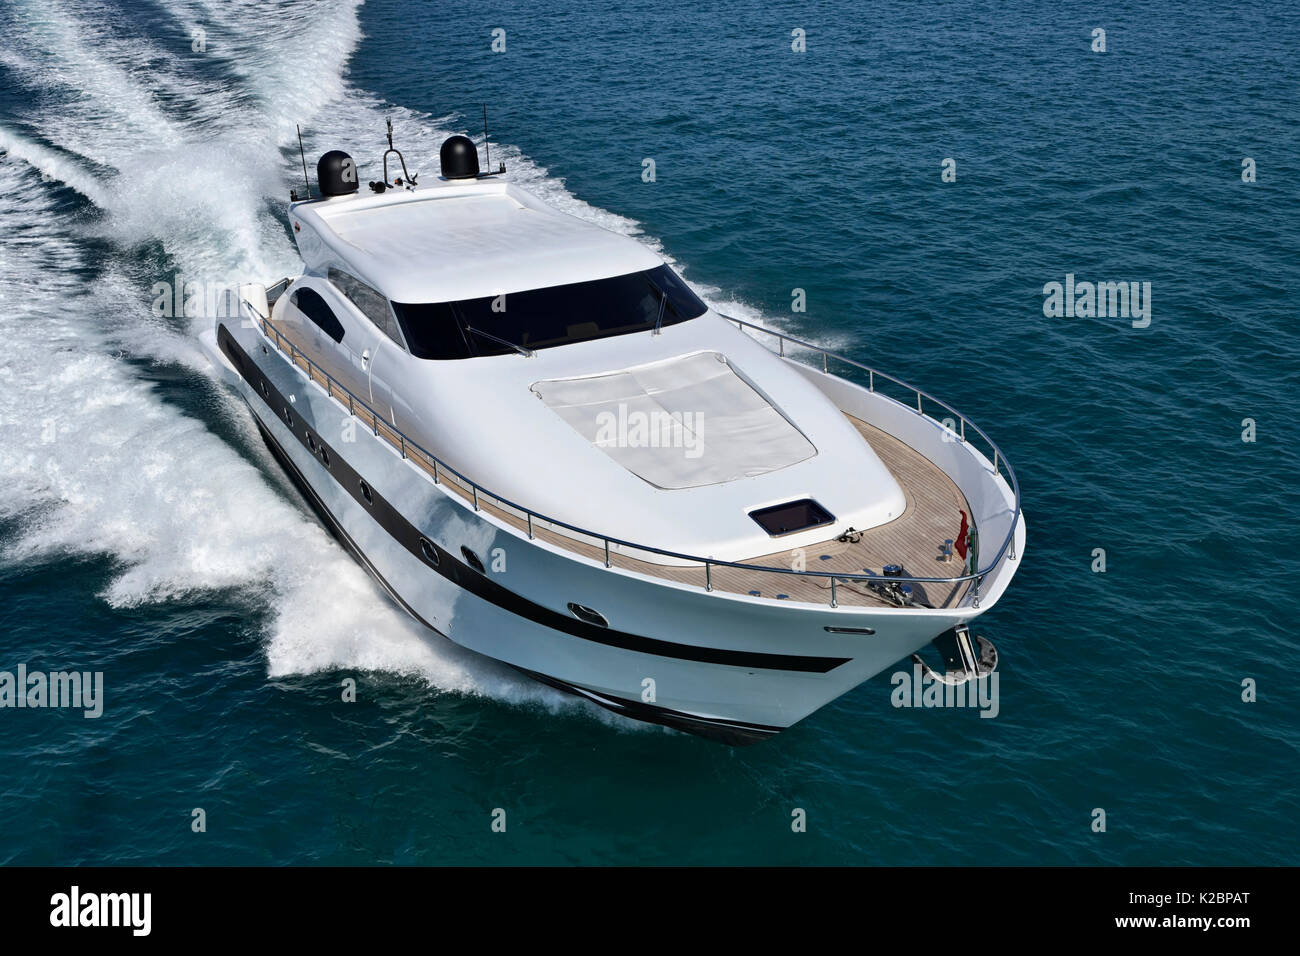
left=604, top=539, right=611, bottom=568
left=400, top=435, right=406, bottom=459
left=432, top=460, right=439, bottom=484
left=705, top=560, right=712, bottom=592
left=527, top=513, right=534, bottom=540
left=830, top=576, right=837, bottom=607
left=472, top=486, right=479, bottom=512
left=916, top=392, right=923, bottom=414
left=869, top=370, right=874, bottom=391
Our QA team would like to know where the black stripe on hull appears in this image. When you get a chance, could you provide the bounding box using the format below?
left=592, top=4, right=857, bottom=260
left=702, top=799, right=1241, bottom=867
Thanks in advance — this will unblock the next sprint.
left=257, top=417, right=784, bottom=746
left=253, top=417, right=446, bottom=637
left=514, top=667, right=783, bottom=746
left=218, top=323, right=851, bottom=676
left=262, top=405, right=780, bottom=749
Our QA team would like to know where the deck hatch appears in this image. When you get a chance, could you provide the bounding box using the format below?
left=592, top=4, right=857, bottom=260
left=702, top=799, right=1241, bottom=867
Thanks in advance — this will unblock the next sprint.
left=748, top=498, right=835, bottom=537
left=532, top=351, right=816, bottom=489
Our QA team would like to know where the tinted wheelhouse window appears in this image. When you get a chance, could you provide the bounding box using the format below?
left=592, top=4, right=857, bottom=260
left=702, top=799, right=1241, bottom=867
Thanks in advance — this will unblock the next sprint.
left=329, top=268, right=406, bottom=349
left=292, top=288, right=345, bottom=344
left=391, top=264, right=708, bottom=360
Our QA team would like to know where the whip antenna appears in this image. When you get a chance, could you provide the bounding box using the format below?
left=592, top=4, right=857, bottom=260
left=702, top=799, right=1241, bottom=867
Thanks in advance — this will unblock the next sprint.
left=481, top=105, right=505, bottom=174
left=296, top=124, right=311, bottom=199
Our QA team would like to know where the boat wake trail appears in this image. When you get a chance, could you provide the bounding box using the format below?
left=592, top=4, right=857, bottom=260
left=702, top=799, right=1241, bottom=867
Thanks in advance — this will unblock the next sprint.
left=0, top=0, right=651, bottom=725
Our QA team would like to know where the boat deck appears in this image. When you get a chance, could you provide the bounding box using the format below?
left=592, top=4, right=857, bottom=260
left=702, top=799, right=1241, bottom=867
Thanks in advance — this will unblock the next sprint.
left=267, top=317, right=972, bottom=609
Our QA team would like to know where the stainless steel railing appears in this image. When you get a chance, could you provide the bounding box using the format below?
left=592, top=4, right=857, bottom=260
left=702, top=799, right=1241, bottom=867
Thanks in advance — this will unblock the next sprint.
left=722, top=314, right=1022, bottom=579
left=248, top=296, right=1019, bottom=609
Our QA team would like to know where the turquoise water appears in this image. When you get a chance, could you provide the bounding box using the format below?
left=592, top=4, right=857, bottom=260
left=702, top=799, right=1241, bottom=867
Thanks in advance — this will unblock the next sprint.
left=1, top=0, right=1297, bottom=865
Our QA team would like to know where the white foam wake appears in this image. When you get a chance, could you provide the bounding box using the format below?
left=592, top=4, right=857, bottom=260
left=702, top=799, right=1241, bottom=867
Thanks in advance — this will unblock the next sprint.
left=0, top=0, right=724, bottom=731
left=0, top=0, right=616, bottom=724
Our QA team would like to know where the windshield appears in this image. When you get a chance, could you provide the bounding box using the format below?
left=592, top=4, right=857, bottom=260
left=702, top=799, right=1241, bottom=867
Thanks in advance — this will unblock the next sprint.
left=390, top=264, right=708, bottom=360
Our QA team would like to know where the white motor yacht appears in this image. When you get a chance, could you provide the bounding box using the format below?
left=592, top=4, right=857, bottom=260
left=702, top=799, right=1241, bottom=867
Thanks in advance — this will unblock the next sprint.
left=200, top=130, right=1025, bottom=743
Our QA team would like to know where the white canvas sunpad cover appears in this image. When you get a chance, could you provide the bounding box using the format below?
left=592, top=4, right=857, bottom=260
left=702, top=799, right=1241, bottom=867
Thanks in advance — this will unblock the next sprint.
left=532, top=351, right=816, bottom=490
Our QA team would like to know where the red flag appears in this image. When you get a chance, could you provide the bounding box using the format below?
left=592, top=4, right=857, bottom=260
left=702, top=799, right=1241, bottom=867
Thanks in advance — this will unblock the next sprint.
left=954, top=511, right=969, bottom=559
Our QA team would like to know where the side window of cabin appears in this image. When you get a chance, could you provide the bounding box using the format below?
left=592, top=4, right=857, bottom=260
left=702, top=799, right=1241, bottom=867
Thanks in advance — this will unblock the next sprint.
left=292, top=288, right=345, bottom=344
left=329, top=268, right=407, bottom=350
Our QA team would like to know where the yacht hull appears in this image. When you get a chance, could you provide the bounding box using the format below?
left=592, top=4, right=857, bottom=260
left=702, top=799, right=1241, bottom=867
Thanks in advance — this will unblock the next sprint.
left=214, top=320, right=991, bottom=743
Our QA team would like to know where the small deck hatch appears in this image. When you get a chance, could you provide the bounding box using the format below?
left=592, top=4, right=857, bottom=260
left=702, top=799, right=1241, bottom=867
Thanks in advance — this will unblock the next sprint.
left=749, top=499, right=835, bottom=537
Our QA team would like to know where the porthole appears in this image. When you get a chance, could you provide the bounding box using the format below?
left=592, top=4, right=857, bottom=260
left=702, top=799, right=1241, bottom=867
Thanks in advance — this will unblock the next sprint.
left=282, top=406, right=293, bottom=427
left=359, top=479, right=373, bottom=504
left=419, top=537, right=440, bottom=566
left=260, top=380, right=269, bottom=398
left=320, top=447, right=330, bottom=468
left=460, top=546, right=485, bottom=574
left=567, top=603, right=608, bottom=628
left=307, top=434, right=317, bottom=453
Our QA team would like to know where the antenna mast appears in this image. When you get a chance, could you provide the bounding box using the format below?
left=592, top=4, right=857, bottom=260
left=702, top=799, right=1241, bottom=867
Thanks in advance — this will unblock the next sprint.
left=296, top=124, right=311, bottom=199
left=380, top=117, right=416, bottom=189
left=480, top=105, right=505, bottom=174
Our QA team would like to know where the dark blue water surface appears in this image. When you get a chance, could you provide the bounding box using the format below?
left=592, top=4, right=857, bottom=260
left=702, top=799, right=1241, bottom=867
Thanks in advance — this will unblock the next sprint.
left=0, top=0, right=1297, bottom=864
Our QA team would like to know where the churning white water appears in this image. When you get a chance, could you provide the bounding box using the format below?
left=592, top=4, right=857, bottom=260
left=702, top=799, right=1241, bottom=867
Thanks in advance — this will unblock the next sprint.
left=0, top=0, right=767, bottom=724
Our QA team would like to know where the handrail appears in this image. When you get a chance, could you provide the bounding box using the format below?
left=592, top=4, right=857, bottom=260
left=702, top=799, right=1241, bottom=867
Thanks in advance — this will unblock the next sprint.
left=247, top=296, right=1020, bottom=608
left=721, top=313, right=1022, bottom=578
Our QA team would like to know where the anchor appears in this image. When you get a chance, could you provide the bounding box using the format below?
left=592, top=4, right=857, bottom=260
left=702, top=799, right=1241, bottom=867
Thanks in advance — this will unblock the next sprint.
left=911, top=624, right=997, bottom=686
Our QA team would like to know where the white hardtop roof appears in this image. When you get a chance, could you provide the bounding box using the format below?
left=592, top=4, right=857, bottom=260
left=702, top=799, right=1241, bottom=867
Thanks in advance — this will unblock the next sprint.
left=289, top=178, right=663, bottom=303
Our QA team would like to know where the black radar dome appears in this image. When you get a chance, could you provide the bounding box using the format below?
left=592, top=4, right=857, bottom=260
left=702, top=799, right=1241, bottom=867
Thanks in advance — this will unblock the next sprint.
left=440, top=135, right=480, bottom=180
left=317, top=150, right=358, bottom=197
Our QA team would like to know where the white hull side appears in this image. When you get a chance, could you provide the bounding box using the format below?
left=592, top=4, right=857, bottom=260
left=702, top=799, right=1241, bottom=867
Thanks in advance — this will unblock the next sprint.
left=215, top=319, right=1003, bottom=741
